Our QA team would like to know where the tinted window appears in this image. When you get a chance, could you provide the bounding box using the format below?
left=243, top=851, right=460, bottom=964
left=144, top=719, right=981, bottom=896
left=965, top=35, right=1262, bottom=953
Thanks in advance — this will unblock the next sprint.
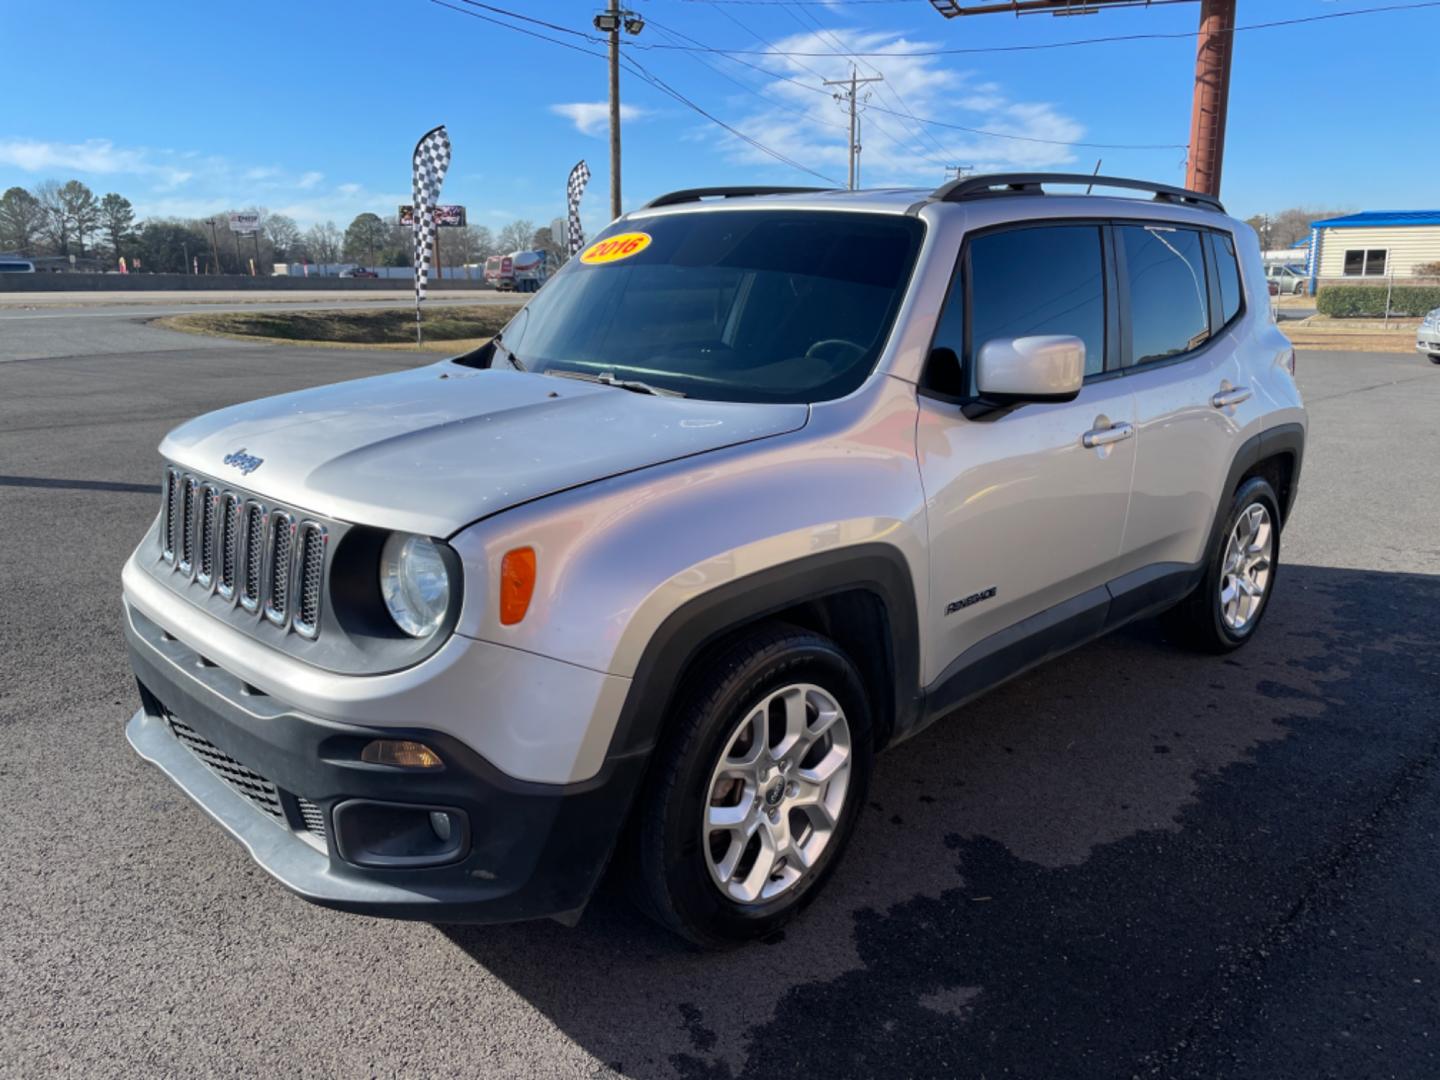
left=1120, top=225, right=1210, bottom=364
left=1210, top=232, right=1243, bottom=324
left=1343, top=248, right=1387, bottom=277
left=480, top=210, right=923, bottom=404
left=966, top=225, right=1106, bottom=386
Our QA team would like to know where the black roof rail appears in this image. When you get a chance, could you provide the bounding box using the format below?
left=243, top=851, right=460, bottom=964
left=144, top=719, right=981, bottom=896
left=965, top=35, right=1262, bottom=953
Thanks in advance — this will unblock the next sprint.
left=641, top=186, right=831, bottom=210
left=932, top=172, right=1224, bottom=214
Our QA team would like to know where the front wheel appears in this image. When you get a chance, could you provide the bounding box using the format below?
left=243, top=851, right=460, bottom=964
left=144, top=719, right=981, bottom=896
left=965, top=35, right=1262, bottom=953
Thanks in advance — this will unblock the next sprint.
left=1163, top=476, right=1281, bottom=652
left=1428, top=353, right=1440, bottom=364
left=629, top=627, right=873, bottom=947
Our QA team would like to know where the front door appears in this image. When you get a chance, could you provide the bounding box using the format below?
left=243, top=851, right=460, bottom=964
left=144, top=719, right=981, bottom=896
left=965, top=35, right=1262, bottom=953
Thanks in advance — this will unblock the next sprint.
left=916, top=222, right=1135, bottom=689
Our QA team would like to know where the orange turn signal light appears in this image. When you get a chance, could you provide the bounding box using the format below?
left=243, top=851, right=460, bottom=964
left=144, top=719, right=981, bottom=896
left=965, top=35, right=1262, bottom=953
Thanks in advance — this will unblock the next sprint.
left=499, top=547, right=537, bottom=625
left=360, top=739, right=443, bottom=769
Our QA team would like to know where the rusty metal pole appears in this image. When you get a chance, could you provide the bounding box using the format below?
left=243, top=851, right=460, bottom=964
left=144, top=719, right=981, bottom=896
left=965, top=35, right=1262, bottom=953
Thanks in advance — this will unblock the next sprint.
left=1184, top=0, right=1236, bottom=198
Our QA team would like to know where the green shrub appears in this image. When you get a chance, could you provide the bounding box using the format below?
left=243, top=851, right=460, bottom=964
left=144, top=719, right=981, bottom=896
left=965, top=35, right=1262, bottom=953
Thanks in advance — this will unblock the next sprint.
left=1316, top=285, right=1440, bottom=318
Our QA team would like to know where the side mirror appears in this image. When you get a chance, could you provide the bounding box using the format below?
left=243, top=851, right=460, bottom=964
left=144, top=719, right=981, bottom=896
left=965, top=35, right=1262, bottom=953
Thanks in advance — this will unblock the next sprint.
left=975, top=335, right=1085, bottom=405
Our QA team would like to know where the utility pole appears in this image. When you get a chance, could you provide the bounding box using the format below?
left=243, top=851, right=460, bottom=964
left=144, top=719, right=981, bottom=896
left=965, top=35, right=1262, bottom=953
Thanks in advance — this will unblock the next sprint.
left=206, top=219, right=221, bottom=276
left=1183, top=0, right=1236, bottom=198
left=594, top=4, right=645, bottom=220
left=824, top=67, right=884, bottom=191
left=925, top=0, right=1236, bottom=199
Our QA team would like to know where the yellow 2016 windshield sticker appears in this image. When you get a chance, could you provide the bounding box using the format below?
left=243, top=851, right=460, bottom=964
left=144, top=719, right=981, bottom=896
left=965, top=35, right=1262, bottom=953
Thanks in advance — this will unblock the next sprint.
left=580, top=232, right=652, bottom=265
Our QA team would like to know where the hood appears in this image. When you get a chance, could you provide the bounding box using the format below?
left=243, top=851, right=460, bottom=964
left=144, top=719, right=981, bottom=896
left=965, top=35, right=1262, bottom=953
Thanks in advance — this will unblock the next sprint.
left=160, top=363, right=809, bottom=536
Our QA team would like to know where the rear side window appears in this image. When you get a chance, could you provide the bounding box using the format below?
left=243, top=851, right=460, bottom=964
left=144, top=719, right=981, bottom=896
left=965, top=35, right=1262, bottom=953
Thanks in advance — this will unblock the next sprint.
left=1119, top=225, right=1210, bottom=364
left=1210, top=232, right=1243, bottom=325
left=966, top=225, right=1106, bottom=386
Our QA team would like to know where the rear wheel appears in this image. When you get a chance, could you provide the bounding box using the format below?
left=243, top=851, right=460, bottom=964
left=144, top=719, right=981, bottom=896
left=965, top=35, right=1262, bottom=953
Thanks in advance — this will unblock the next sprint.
left=1163, top=477, right=1280, bottom=652
left=629, top=627, right=872, bottom=947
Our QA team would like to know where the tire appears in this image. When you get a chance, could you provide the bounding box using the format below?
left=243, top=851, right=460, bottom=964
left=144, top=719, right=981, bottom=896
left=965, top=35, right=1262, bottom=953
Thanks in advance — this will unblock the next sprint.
left=629, top=626, right=873, bottom=947
left=1163, top=477, right=1281, bottom=653
left=1428, top=353, right=1440, bottom=364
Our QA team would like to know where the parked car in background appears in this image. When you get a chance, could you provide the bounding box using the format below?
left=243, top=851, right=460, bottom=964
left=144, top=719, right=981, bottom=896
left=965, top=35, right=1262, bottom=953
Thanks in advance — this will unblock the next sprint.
left=0, top=257, right=36, bottom=272
left=1418, top=308, right=1440, bottom=363
left=340, top=266, right=379, bottom=279
left=121, top=174, right=1305, bottom=946
left=1265, top=264, right=1307, bottom=296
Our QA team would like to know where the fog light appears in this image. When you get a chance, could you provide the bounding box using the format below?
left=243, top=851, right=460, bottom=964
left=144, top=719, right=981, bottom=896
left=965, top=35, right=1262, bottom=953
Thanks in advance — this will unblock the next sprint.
left=360, top=739, right=443, bottom=769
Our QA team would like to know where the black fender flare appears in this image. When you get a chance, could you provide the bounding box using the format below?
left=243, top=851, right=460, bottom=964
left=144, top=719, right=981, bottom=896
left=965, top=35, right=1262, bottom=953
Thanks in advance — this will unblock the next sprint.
left=602, top=543, right=923, bottom=763
left=1203, top=421, right=1305, bottom=563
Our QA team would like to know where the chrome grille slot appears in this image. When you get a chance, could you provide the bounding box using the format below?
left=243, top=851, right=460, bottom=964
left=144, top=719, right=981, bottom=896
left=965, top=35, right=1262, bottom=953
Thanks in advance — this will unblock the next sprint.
left=217, top=493, right=241, bottom=600
left=293, top=523, right=326, bottom=638
left=240, top=501, right=265, bottom=612
left=264, top=512, right=294, bottom=626
left=178, top=476, right=197, bottom=575
left=162, top=467, right=180, bottom=562
left=196, top=484, right=217, bottom=587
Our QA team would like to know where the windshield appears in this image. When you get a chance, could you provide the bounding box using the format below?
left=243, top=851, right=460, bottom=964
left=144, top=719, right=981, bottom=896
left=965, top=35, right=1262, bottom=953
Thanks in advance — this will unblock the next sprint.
left=467, top=209, right=924, bottom=404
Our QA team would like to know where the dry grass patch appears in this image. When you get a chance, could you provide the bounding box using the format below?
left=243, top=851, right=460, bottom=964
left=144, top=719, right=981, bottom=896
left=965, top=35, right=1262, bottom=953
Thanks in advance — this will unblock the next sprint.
left=156, top=304, right=522, bottom=350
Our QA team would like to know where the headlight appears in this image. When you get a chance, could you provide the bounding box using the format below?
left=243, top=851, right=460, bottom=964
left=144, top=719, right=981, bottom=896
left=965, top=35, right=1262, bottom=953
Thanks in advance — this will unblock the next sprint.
left=379, top=533, right=451, bottom=637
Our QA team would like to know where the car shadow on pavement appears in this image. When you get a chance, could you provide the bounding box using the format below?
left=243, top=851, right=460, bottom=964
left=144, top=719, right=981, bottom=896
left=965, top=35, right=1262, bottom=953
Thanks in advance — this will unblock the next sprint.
left=439, top=563, right=1440, bottom=1080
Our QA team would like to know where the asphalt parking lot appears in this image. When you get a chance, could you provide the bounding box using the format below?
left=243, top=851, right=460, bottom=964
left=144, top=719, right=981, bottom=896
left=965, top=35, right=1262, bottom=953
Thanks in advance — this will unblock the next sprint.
left=2, top=311, right=1439, bottom=1079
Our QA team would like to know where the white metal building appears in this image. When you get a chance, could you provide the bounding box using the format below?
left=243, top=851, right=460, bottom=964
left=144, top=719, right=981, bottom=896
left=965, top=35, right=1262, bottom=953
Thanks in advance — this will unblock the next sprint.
left=1307, top=211, right=1440, bottom=289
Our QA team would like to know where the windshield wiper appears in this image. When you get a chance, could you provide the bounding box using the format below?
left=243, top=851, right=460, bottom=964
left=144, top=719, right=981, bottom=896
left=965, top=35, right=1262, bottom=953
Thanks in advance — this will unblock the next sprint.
left=492, top=334, right=525, bottom=371
left=546, top=369, right=686, bottom=398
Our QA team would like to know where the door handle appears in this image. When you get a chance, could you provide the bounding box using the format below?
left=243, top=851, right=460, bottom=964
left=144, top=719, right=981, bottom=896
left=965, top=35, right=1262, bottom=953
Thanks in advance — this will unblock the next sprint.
left=1081, top=421, right=1134, bottom=449
left=1211, top=386, right=1253, bottom=409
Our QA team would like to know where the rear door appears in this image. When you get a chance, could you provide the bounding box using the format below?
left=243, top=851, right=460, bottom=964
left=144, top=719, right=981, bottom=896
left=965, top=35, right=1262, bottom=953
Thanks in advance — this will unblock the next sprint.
left=916, top=222, right=1136, bottom=686
left=1115, top=223, right=1250, bottom=578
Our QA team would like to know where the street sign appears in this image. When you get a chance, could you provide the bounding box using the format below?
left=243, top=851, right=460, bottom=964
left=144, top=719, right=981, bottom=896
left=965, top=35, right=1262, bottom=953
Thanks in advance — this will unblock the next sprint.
left=228, top=211, right=261, bottom=234
left=398, top=204, right=466, bottom=228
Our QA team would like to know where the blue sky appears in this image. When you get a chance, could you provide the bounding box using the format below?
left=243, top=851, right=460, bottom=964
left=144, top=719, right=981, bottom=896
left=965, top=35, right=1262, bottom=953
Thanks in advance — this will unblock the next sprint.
left=1, top=0, right=1436, bottom=234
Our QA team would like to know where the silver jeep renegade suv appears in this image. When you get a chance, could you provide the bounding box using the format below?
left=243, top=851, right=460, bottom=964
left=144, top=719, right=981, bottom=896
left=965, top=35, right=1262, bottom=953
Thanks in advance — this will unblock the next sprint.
left=123, top=174, right=1305, bottom=946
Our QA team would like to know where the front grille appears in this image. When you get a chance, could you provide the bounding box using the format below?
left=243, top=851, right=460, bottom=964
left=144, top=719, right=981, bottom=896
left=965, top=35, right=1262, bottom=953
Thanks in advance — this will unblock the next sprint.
left=294, top=524, right=325, bottom=638
left=167, top=716, right=283, bottom=819
left=179, top=477, right=197, bottom=574
left=265, top=513, right=294, bottom=625
left=241, top=503, right=264, bottom=612
left=296, top=797, right=327, bottom=838
left=196, top=484, right=217, bottom=586
left=156, top=467, right=327, bottom=640
left=217, top=493, right=241, bottom=599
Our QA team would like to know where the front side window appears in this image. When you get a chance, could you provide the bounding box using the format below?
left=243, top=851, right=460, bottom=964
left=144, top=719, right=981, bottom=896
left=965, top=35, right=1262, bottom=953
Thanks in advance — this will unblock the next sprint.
left=478, top=210, right=924, bottom=404
left=1342, top=248, right=1387, bottom=277
left=1119, top=225, right=1210, bottom=364
left=964, top=224, right=1107, bottom=390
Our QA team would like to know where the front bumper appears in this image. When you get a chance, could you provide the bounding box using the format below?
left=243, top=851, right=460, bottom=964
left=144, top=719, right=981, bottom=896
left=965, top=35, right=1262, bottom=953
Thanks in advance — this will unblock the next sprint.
left=125, top=604, right=647, bottom=924
left=1418, top=333, right=1440, bottom=355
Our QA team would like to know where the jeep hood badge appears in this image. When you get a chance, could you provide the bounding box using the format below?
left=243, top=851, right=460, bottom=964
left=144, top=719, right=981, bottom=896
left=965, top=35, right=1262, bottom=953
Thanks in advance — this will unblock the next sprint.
left=222, top=448, right=264, bottom=475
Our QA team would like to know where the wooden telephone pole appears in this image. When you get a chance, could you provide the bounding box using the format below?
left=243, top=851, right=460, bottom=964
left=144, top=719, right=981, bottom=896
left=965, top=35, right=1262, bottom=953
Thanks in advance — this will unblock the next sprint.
left=926, top=0, right=1237, bottom=199
left=823, top=67, right=885, bottom=190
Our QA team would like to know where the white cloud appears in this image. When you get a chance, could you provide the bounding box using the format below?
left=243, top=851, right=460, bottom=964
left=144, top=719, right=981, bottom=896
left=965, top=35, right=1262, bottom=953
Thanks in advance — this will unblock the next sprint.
left=297, top=170, right=324, bottom=189
left=700, top=29, right=1085, bottom=185
left=549, top=102, right=647, bottom=137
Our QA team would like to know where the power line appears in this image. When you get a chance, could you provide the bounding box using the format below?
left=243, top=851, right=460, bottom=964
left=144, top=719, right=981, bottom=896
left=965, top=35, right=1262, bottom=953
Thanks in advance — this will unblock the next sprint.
left=636, top=1, right=1440, bottom=57
left=621, top=54, right=843, bottom=183
left=428, top=0, right=841, bottom=185
left=649, top=13, right=1187, bottom=150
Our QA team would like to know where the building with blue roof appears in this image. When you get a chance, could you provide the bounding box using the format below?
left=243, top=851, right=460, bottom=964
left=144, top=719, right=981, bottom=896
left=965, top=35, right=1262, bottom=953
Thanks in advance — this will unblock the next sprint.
left=1307, top=210, right=1440, bottom=291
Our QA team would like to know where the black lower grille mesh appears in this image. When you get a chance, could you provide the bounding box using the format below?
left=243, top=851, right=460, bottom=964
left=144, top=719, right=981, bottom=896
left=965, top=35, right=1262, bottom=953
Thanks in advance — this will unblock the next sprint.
left=167, top=717, right=283, bottom=819
left=296, top=798, right=327, bottom=838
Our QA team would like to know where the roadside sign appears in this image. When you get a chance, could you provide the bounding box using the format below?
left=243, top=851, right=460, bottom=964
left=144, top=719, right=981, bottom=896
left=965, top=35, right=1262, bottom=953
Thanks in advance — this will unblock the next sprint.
left=398, top=204, right=466, bottom=228
left=228, top=211, right=261, bottom=234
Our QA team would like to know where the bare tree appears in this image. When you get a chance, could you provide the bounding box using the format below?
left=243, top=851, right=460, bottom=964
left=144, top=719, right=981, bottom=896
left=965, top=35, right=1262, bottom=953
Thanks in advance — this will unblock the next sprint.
left=34, top=179, right=69, bottom=255
left=304, top=221, right=342, bottom=267
left=262, top=212, right=300, bottom=261
left=496, top=219, right=535, bottom=254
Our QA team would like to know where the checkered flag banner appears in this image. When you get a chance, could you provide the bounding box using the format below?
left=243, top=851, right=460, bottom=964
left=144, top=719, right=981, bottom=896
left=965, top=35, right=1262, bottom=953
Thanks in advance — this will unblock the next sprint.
left=411, top=124, right=451, bottom=340
left=566, top=159, right=591, bottom=258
